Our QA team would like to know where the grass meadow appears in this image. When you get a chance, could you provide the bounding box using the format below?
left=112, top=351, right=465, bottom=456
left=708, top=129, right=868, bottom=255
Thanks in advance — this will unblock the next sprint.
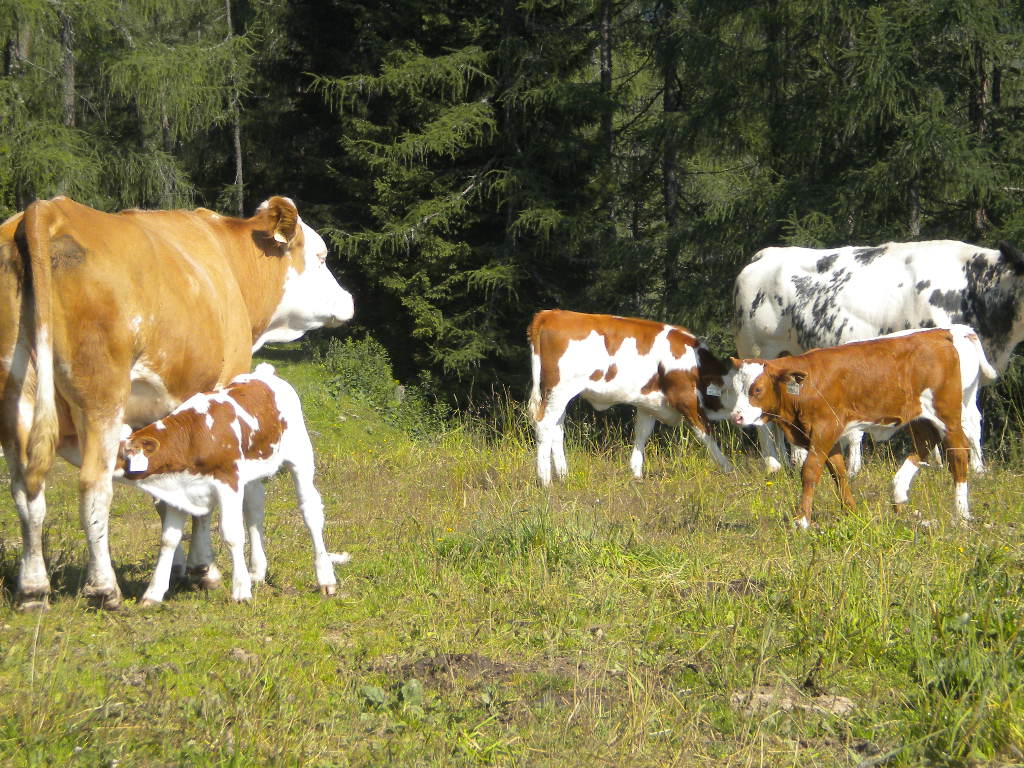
left=1, top=339, right=1023, bottom=767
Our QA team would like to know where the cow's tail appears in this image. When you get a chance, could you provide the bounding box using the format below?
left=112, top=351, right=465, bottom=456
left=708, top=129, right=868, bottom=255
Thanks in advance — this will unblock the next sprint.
left=526, top=313, right=546, bottom=423
left=970, top=331, right=998, bottom=384
left=22, top=200, right=59, bottom=497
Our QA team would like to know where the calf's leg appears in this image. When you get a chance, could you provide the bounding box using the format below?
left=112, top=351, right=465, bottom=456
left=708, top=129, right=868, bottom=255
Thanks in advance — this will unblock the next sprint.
left=216, top=490, right=252, bottom=602
left=629, top=410, right=656, bottom=478
left=185, top=513, right=223, bottom=589
left=140, top=506, right=188, bottom=606
left=243, top=481, right=268, bottom=583
left=824, top=445, right=855, bottom=509
left=795, top=448, right=826, bottom=529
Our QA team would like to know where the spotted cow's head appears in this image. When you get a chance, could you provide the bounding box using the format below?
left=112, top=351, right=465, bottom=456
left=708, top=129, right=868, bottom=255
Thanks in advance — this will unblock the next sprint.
left=253, top=196, right=355, bottom=350
left=728, top=358, right=806, bottom=427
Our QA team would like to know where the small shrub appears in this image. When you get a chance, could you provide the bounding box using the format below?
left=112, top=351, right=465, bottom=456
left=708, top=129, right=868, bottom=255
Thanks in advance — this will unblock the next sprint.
left=311, top=335, right=450, bottom=438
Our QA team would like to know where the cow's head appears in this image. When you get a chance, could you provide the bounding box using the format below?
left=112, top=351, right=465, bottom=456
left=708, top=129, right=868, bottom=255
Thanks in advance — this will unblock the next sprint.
left=728, top=358, right=806, bottom=426
left=253, top=197, right=355, bottom=350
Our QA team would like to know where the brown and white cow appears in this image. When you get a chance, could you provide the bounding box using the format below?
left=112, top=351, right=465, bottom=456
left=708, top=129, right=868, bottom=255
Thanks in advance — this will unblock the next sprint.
left=118, top=364, right=350, bottom=606
left=528, top=309, right=735, bottom=485
left=0, top=196, right=353, bottom=609
left=728, top=326, right=994, bottom=528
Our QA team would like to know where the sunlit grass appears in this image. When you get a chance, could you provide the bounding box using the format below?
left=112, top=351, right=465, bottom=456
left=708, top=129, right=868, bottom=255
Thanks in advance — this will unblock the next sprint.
left=0, top=346, right=1021, bottom=766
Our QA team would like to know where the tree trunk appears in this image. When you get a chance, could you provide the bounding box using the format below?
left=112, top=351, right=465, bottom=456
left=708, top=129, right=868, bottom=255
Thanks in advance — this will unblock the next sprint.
left=970, top=41, right=991, bottom=235
left=659, top=0, right=682, bottom=313
left=54, top=10, right=76, bottom=196
left=599, top=0, right=613, bottom=157
left=226, top=0, right=244, bottom=216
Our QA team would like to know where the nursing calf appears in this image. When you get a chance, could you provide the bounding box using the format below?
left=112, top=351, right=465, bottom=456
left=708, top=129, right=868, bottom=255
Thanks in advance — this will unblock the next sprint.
left=729, top=326, right=994, bottom=528
left=118, top=364, right=350, bottom=605
left=528, top=310, right=734, bottom=485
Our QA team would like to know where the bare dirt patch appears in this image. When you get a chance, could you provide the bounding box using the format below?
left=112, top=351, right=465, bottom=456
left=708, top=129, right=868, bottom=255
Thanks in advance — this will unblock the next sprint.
left=731, top=684, right=856, bottom=718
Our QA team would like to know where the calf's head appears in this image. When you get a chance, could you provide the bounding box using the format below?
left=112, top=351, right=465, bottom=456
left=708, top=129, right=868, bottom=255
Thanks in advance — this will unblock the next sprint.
left=728, top=358, right=807, bottom=426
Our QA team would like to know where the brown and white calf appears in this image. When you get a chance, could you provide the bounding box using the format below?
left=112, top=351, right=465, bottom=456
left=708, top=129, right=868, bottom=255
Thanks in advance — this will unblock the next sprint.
left=118, top=364, right=350, bottom=605
left=528, top=310, right=735, bottom=485
left=728, top=326, right=995, bottom=528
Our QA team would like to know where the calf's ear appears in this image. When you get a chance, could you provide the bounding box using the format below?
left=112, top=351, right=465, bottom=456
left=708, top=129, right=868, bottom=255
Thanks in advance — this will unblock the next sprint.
left=729, top=356, right=742, bottom=368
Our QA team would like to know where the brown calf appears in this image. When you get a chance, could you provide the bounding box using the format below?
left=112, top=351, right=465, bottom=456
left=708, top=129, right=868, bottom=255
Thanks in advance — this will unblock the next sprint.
left=728, top=327, right=988, bottom=527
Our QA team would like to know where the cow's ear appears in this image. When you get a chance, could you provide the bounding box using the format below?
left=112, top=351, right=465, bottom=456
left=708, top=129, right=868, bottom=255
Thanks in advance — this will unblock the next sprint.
left=729, top=356, right=742, bottom=368
left=999, top=241, right=1024, bottom=273
left=776, top=368, right=807, bottom=395
left=785, top=369, right=807, bottom=385
left=258, top=196, right=299, bottom=245
left=139, top=436, right=161, bottom=455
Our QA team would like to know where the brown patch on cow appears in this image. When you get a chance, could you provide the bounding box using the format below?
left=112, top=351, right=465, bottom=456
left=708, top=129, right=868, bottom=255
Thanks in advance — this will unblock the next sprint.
left=224, top=379, right=285, bottom=460
left=125, top=402, right=241, bottom=490
left=604, top=363, right=617, bottom=381
left=667, top=327, right=697, bottom=358
left=50, top=234, right=87, bottom=269
left=589, top=369, right=603, bottom=381
left=640, top=372, right=661, bottom=395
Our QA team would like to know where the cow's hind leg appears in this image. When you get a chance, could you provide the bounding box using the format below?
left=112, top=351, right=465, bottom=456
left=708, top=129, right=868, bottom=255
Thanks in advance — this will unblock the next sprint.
left=243, top=481, right=268, bottom=584
left=286, top=436, right=349, bottom=595
left=216, top=490, right=252, bottom=602
left=8, top=467, right=51, bottom=610
left=74, top=414, right=126, bottom=608
left=535, top=391, right=573, bottom=486
left=2, top=391, right=52, bottom=609
left=630, top=410, right=656, bottom=478
left=894, top=421, right=941, bottom=517
left=942, top=424, right=971, bottom=523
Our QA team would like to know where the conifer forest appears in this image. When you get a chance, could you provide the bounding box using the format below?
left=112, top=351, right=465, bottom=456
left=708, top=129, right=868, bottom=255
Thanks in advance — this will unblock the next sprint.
left=4, top=0, right=1024, bottom=400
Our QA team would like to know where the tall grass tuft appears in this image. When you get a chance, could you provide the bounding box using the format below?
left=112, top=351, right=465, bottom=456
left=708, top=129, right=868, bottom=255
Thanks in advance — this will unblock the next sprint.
left=904, top=546, right=1024, bottom=765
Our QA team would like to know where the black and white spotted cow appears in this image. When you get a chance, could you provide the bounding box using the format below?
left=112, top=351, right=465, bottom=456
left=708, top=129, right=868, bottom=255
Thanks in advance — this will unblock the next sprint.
left=733, top=240, right=1022, bottom=473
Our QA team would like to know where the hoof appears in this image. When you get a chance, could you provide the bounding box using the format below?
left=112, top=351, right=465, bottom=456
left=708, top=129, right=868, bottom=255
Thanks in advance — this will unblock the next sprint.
left=137, top=597, right=162, bottom=609
left=248, top=571, right=266, bottom=585
left=82, top=585, right=123, bottom=611
left=15, top=597, right=50, bottom=613
left=320, top=584, right=338, bottom=597
left=231, top=595, right=252, bottom=604
left=791, top=515, right=811, bottom=530
left=187, top=566, right=223, bottom=590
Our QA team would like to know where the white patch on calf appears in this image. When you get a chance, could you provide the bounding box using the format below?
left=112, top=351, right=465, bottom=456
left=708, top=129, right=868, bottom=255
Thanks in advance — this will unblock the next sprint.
left=917, top=388, right=946, bottom=435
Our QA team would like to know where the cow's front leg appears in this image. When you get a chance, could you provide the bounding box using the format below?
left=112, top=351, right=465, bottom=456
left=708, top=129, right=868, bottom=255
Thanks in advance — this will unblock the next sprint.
left=77, top=417, right=124, bottom=609
left=185, top=513, right=223, bottom=590
left=795, top=449, right=826, bottom=529
left=825, top=444, right=855, bottom=509
left=139, top=505, right=188, bottom=606
left=155, top=501, right=187, bottom=582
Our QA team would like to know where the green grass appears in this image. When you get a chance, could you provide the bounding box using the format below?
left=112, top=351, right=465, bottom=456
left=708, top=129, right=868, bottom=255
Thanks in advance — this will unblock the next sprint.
left=1, top=345, right=1022, bottom=766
